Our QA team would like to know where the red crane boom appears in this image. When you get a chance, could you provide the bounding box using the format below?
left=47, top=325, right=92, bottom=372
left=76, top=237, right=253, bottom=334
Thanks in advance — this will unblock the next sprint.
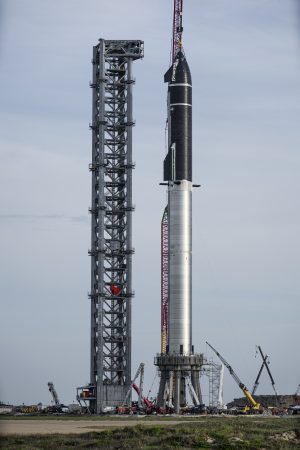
left=172, top=0, right=184, bottom=62
left=132, top=384, right=155, bottom=408
left=161, top=207, right=169, bottom=353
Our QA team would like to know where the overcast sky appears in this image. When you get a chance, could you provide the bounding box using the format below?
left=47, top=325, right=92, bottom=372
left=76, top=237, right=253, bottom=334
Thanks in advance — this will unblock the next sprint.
left=0, top=0, right=299, bottom=407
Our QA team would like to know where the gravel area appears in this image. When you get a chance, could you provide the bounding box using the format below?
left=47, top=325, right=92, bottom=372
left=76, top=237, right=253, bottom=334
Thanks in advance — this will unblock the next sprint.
left=0, top=419, right=188, bottom=435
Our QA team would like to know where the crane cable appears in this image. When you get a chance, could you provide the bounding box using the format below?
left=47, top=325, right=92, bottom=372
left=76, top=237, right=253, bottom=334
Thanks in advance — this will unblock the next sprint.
left=147, top=372, right=158, bottom=400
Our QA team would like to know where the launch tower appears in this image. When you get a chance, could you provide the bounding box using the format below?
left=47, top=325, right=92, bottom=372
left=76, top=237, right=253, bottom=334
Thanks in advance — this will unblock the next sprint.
left=88, top=39, right=143, bottom=414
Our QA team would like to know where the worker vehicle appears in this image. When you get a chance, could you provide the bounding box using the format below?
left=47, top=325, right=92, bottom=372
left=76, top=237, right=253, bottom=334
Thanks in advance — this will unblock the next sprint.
left=15, top=405, right=39, bottom=414
left=116, top=404, right=131, bottom=415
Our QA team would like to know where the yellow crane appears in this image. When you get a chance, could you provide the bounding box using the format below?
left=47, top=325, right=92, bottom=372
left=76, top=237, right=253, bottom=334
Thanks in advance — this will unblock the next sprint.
left=206, top=342, right=261, bottom=412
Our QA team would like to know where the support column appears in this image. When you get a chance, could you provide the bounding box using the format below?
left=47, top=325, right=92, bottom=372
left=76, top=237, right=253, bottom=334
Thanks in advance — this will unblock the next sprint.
left=154, top=353, right=204, bottom=413
left=174, top=370, right=181, bottom=414
left=191, top=369, right=202, bottom=404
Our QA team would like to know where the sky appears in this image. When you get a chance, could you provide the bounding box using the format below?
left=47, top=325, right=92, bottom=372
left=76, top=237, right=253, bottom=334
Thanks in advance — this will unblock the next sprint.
left=0, top=0, right=299, bottom=407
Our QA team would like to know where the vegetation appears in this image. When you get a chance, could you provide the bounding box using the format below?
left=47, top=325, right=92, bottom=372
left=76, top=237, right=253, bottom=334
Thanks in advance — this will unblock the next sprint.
left=1, top=417, right=300, bottom=449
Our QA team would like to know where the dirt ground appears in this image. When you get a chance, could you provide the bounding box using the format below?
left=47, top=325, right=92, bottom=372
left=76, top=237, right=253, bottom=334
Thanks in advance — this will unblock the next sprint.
left=0, top=419, right=188, bottom=435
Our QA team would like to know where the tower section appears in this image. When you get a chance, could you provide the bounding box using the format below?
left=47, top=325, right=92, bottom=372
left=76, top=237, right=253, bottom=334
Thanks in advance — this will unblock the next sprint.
left=89, top=39, right=143, bottom=414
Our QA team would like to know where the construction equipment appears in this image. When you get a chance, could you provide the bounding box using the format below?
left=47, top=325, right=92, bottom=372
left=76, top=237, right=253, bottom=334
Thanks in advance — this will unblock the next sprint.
left=132, top=383, right=156, bottom=411
left=202, top=361, right=225, bottom=409
left=206, top=342, right=261, bottom=412
left=218, top=364, right=225, bottom=409
left=48, top=382, right=60, bottom=406
left=121, top=363, right=156, bottom=413
left=172, top=0, right=184, bottom=62
left=123, top=363, right=144, bottom=409
left=47, top=382, right=69, bottom=413
left=293, top=384, right=300, bottom=405
left=252, top=350, right=268, bottom=395
left=252, top=346, right=278, bottom=396
left=186, top=376, right=200, bottom=405
left=161, top=206, right=169, bottom=353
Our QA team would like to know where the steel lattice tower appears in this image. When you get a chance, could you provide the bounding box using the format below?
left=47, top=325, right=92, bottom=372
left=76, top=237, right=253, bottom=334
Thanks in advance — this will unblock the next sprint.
left=161, top=206, right=169, bottom=353
left=201, top=362, right=224, bottom=409
left=89, top=39, right=143, bottom=414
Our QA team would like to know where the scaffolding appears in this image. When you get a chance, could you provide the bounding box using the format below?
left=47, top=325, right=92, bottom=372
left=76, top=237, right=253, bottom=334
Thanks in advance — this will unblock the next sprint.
left=201, top=361, right=224, bottom=409
left=88, top=39, right=143, bottom=413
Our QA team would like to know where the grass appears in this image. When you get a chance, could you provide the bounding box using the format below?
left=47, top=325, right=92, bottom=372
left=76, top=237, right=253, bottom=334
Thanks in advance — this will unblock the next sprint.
left=0, top=417, right=299, bottom=449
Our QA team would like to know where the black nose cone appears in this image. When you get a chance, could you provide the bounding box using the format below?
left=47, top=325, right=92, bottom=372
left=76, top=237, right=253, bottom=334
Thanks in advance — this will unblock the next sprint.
left=164, top=51, right=192, bottom=85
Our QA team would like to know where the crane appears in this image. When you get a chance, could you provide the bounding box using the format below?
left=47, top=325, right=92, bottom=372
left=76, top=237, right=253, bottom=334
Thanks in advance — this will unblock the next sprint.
left=132, top=383, right=155, bottom=409
left=252, top=349, right=268, bottom=395
left=252, top=346, right=278, bottom=396
left=294, top=384, right=300, bottom=405
left=123, top=363, right=155, bottom=411
left=161, top=206, right=169, bottom=353
left=172, top=0, right=184, bottom=62
left=206, top=342, right=261, bottom=411
left=47, top=381, right=60, bottom=406
left=185, top=376, right=200, bottom=406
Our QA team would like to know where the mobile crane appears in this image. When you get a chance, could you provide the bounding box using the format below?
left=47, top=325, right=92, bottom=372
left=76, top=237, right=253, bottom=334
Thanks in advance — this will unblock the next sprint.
left=47, top=382, right=68, bottom=413
left=120, top=363, right=156, bottom=414
left=48, top=382, right=60, bottom=406
left=206, top=342, right=261, bottom=412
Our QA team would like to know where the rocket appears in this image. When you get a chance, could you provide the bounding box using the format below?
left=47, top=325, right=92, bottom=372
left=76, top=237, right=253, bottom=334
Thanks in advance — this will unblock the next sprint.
left=163, top=50, right=193, bottom=356
left=155, top=3, right=203, bottom=413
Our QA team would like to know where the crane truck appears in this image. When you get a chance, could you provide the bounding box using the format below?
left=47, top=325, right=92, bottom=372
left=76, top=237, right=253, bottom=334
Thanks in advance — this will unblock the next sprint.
left=206, top=342, right=262, bottom=413
left=118, top=363, right=156, bottom=414
left=47, top=382, right=69, bottom=413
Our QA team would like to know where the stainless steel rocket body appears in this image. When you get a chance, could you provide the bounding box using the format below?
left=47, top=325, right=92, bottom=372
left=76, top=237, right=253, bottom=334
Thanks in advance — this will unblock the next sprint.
left=164, top=51, right=193, bottom=356
left=168, top=180, right=192, bottom=354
